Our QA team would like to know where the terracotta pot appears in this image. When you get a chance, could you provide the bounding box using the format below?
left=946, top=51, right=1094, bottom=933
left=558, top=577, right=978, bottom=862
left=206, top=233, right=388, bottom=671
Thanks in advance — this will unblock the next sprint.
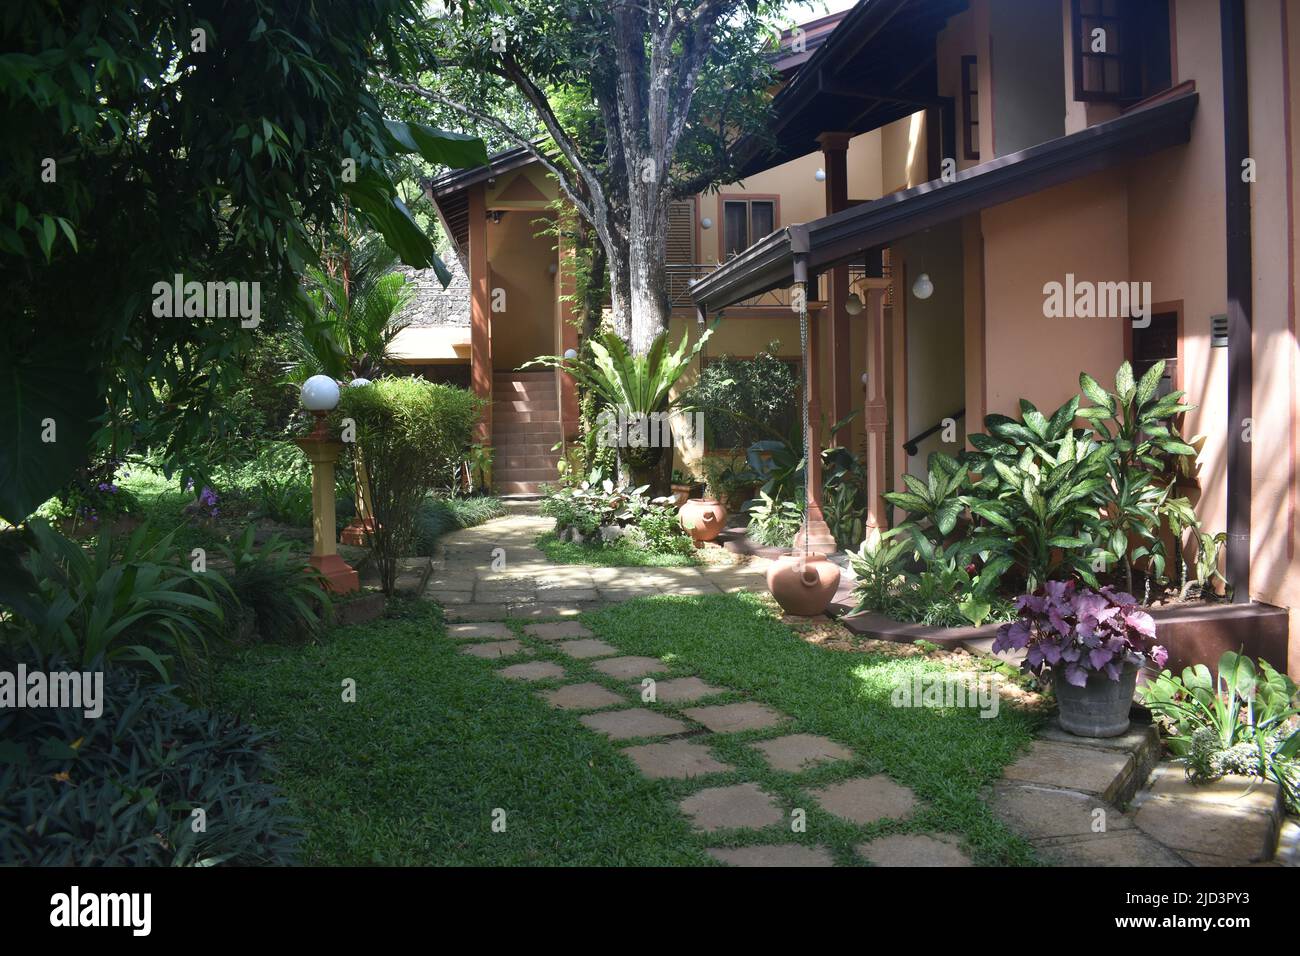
left=680, top=497, right=727, bottom=542
left=767, top=552, right=842, bottom=617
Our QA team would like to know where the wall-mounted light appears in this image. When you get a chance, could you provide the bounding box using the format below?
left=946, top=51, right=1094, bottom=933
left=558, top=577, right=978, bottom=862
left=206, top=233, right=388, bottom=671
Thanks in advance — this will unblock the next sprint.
left=861, top=372, right=869, bottom=387
left=563, top=348, right=578, bottom=360
left=815, top=168, right=827, bottom=182
left=489, top=210, right=504, bottom=224
left=845, top=292, right=863, bottom=315
left=701, top=217, right=713, bottom=230
left=912, top=272, right=934, bottom=300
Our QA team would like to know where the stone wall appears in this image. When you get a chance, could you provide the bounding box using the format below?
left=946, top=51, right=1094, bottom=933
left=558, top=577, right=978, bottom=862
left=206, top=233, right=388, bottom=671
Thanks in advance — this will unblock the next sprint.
left=399, top=247, right=470, bottom=327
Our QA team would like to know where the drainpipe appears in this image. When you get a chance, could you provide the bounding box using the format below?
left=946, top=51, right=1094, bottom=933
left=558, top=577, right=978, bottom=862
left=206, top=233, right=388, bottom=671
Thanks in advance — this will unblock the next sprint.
left=1221, top=0, right=1252, bottom=603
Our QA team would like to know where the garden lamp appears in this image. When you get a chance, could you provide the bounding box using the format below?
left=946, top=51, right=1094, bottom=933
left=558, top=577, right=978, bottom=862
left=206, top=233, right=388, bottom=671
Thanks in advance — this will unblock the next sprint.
left=301, top=374, right=340, bottom=440
left=294, top=375, right=358, bottom=594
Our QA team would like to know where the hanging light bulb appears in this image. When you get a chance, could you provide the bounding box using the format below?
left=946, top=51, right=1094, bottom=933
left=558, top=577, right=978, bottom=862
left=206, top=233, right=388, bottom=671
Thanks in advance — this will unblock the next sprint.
left=845, top=292, right=863, bottom=315
left=815, top=168, right=826, bottom=182
left=912, top=272, right=934, bottom=300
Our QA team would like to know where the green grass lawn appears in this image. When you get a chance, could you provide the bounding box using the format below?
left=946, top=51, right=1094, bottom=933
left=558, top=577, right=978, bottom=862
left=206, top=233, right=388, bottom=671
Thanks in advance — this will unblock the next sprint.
left=215, top=592, right=1041, bottom=866
left=535, top=530, right=699, bottom=567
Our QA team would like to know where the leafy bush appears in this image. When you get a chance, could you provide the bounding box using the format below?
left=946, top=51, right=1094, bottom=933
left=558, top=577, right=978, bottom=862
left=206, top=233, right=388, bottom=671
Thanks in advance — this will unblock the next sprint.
left=214, top=528, right=330, bottom=644
left=0, top=661, right=300, bottom=865
left=1140, top=651, right=1299, bottom=810
left=681, top=343, right=800, bottom=449
left=993, top=581, right=1167, bottom=685
left=745, top=491, right=801, bottom=547
left=338, top=377, right=483, bottom=593
left=4, top=519, right=224, bottom=684
left=540, top=476, right=692, bottom=557
left=413, top=495, right=506, bottom=555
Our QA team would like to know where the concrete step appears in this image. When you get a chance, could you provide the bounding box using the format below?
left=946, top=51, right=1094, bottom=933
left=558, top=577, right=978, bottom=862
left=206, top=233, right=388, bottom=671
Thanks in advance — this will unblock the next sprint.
left=495, top=370, right=554, bottom=379
left=495, top=453, right=562, bottom=470
left=492, top=409, right=562, bottom=425
left=490, top=441, right=559, bottom=456
left=494, top=387, right=557, bottom=402
left=497, top=480, right=549, bottom=495
left=493, top=421, right=563, bottom=437
left=494, top=398, right=559, bottom=412
left=494, top=466, right=559, bottom=482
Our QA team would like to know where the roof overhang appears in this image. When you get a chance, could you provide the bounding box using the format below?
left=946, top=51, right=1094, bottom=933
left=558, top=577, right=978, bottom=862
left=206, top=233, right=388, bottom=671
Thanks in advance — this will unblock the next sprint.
left=691, top=88, right=1199, bottom=314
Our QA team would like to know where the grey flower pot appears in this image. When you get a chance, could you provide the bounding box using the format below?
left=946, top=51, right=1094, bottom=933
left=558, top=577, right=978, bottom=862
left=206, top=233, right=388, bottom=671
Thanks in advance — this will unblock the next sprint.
left=1053, top=662, right=1138, bottom=738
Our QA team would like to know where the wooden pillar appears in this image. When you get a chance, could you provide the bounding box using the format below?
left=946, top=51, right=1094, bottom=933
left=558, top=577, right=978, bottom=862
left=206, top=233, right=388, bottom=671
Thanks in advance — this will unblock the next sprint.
left=862, top=288, right=889, bottom=531
left=795, top=298, right=837, bottom=554
left=557, top=229, right=580, bottom=441
left=468, top=182, right=492, bottom=445
left=817, top=131, right=854, bottom=428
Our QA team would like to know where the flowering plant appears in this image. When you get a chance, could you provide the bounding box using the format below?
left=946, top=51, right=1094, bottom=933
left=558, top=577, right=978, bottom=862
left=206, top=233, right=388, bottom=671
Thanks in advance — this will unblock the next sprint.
left=993, top=581, right=1167, bottom=686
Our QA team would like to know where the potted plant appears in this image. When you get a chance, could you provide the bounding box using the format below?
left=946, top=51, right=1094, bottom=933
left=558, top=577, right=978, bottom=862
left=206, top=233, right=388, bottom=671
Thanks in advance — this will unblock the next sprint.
left=680, top=465, right=728, bottom=543
left=993, top=581, right=1167, bottom=737
left=670, top=468, right=694, bottom=509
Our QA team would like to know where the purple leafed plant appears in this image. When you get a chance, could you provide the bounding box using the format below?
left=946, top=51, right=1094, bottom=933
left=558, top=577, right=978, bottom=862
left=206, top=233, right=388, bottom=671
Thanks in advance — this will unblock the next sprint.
left=992, top=580, right=1167, bottom=686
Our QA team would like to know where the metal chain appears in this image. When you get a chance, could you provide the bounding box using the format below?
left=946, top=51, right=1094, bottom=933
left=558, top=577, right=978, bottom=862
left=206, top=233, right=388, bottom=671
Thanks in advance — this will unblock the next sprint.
left=798, top=282, right=810, bottom=559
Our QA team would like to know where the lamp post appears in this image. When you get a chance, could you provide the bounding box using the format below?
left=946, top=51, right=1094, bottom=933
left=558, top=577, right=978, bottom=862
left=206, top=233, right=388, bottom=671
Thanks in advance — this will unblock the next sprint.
left=295, top=375, right=359, bottom=594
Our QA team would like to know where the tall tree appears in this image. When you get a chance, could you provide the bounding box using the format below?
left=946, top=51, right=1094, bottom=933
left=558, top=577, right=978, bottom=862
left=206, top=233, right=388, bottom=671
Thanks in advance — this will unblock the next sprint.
left=391, top=0, right=786, bottom=354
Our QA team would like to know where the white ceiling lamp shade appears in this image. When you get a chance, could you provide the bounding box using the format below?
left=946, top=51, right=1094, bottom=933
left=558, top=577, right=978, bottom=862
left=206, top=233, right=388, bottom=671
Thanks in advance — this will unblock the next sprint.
left=300, top=374, right=341, bottom=411
left=912, top=272, right=934, bottom=300
left=815, top=168, right=827, bottom=182
left=701, top=217, right=713, bottom=230
left=845, top=292, right=864, bottom=315
left=563, top=348, right=578, bottom=360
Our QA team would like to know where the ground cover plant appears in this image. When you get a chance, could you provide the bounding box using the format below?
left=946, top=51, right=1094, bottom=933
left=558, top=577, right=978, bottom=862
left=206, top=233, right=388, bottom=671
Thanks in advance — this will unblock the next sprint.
left=413, top=495, right=506, bottom=556
left=539, top=474, right=696, bottom=565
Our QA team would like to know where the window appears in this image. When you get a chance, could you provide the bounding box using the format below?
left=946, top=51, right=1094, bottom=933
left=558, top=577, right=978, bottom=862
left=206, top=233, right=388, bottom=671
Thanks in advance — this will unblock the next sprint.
left=722, top=199, right=776, bottom=258
left=1072, top=0, right=1171, bottom=103
left=961, top=55, right=979, bottom=161
left=665, top=199, right=697, bottom=302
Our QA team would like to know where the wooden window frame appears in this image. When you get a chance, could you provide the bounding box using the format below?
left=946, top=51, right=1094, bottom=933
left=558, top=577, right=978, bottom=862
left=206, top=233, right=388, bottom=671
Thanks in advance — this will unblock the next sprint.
left=717, top=193, right=780, bottom=260
left=1072, top=0, right=1127, bottom=103
left=960, top=55, right=980, bottom=161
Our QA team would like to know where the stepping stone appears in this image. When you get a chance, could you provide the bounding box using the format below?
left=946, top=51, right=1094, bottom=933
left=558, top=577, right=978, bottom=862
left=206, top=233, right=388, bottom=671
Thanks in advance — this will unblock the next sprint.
left=621, top=740, right=732, bottom=779
left=539, top=682, right=628, bottom=711
left=598, top=587, right=663, bottom=602
left=497, top=661, right=566, bottom=682
left=857, top=833, right=972, bottom=867
left=1132, top=766, right=1281, bottom=864
left=991, top=783, right=1136, bottom=841
left=579, top=708, right=689, bottom=740
left=426, top=574, right=475, bottom=592
left=523, top=621, right=593, bottom=641
left=645, top=676, right=726, bottom=704
left=679, top=783, right=784, bottom=832
left=446, top=604, right=511, bottom=622
left=682, top=701, right=786, bottom=733
left=447, top=622, right=513, bottom=641
left=812, top=775, right=917, bottom=825
left=1002, top=740, right=1134, bottom=802
left=554, top=638, right=618, bottom=659
left=459, top=640, right=530, bottom=659
left=707, top=844, right=834, bottom=867
left=753, top=733, right=854, bottom=772
left=510, top=604, right=590, bottom=619
left=541, top=588, right=599, bottom=602
left=592, top=656, right=668, bottom=679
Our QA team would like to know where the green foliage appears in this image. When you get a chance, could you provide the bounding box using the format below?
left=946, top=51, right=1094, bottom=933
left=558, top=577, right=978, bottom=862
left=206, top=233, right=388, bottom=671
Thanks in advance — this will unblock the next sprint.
left=214, top=528, right=331, bottom=644
left=337, top=377, right=483, bottom=593
left=539, top=476, right=693, bottom=560
left=698, top=452, right=756, bottom=511
left=745, top=491, right=801, bottom=548
left=0, top=0, right=487, bottom=522
left=5, top=519, right=224, bottom=684
left=681, top=345, right=799, bottom=450
left=0, top=662, right=300, bottom=865
left=822, top=445, right=870, bottom=551
left=412, top=495, right=506, bottom=556
left=1141, top=651, right=1299, bottom=811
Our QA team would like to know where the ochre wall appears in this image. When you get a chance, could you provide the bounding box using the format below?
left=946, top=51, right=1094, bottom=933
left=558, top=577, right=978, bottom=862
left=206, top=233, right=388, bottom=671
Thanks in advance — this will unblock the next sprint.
left=486, top=208, right=557, bottom=371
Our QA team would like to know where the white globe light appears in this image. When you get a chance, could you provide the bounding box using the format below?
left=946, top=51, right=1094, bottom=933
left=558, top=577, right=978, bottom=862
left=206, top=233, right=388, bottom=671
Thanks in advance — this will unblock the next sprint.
left=912, top=272, right=934, bottom=300
left=845, top=292, right=863, bottom=315
left=563, top=348, right=578, bottom=360
left=301, top=374, right=341, bottom=412
left=815, top=168, right=827, bottom=182
left=348, top=377, right=371, bottom=388
left=700, top=217, right=713, bottom=230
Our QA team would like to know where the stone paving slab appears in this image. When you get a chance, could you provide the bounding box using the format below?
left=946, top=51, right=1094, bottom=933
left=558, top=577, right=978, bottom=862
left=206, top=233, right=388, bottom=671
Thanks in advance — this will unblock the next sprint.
left=646, top=676, right=727, bottom=704
left=621, top=740, right=733, bottom=779
left=598, top=587, right=664, bottom=602
left=508, top=603, right=592, bottom=619
left=446, top=604, right=512, bottom=622
left=753, top=733, right=854, bottom=772
left=426, top=574, right=476, bottom=591
left=435, top=590, right=474, bottom=604
left=1035, top=831, right=1190, bottom=867
left=579, top=708, right=689, bottom=740
left=540, top=588, right=599, bottom=602
left=1133, top=767, right=1281, bottom=864
left=812, top=774, right=917, bottom=825
left=682, top=701, right=786, bottom=734
left=680, top=783, right=784, bottom=832
left=538, top=682, right=628, bottom=711
left=459, top=640, right=531, bottom=659
left=554, top=638, right=619, bottom=659
left=707, top=844, right=834, bottom=867
left=1002, top=740, right=1134, bottom=802
left=991, top=783, right=1135, bottom=841
left=592, top=656, right=669, bottom=679
left=524, top=621, right=593, bottom=640
left=447, top=622, right=513, bottom=641
left=497, top=661, right=566, bottom=681
left=857, top=834, right=972, bottom=867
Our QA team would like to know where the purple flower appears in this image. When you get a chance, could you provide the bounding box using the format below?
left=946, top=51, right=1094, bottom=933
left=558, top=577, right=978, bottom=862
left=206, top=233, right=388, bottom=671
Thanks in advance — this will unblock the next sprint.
left=1151, top=645, right=1169, bottom=668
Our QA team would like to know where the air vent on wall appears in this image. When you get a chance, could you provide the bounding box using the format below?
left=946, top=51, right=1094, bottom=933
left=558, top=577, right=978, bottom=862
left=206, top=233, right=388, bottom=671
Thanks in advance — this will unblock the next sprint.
left=1211, top=314, right=1229, bottom=348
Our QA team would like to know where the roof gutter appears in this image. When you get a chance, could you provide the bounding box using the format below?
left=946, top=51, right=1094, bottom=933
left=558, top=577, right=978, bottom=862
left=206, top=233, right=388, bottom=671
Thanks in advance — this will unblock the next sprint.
left=1221, top=0, right=1253, bottom=603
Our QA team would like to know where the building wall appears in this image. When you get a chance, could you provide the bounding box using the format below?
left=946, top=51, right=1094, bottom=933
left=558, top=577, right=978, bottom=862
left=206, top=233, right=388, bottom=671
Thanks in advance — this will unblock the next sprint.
left=989, top=0, right=1065, bottom=154
left=485, top=208, right=557, bottom=371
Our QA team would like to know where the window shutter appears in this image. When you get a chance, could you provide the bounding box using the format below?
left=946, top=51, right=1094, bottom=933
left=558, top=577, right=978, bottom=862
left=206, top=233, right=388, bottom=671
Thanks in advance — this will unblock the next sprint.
left=667, top=200, right=695, bottom=264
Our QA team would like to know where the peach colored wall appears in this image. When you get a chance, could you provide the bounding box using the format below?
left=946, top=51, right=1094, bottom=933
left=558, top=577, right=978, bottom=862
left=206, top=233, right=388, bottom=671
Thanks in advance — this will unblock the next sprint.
left=486, top=208, right=556, bottom=371
left=980, top=171, right=1129, bottom=419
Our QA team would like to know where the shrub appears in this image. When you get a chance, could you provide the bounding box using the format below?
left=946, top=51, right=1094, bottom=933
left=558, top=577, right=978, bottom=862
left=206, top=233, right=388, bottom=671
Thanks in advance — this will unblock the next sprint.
left=338, top=377, right=483, bottom=593
left=0, top=660, right=301, bottom=865
left=4, top=519, right=225, bottom=685
left=992, top=581, right=1167, bottom=686
left=745, top=491, right=801, bottom=547
left=214, top=527, right=330, bottom=643
left=540, top=477, right=692, bottom=556
left=682, top=343, right=800, bottom=450
left=412, top=495, right=506, bottom=555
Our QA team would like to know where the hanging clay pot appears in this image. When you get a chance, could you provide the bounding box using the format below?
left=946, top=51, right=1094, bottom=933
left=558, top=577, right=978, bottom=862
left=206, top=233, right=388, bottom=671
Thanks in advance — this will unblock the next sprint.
left=679, top=497, right=728, bottom=542
left=767, top=552, right=842, bottom=617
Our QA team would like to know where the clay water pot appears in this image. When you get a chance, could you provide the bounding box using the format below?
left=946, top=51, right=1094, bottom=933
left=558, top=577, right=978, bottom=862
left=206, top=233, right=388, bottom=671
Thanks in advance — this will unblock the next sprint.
left=679, top=497, right=727, bottom=542
left=767, top=552, right=842, bottom=617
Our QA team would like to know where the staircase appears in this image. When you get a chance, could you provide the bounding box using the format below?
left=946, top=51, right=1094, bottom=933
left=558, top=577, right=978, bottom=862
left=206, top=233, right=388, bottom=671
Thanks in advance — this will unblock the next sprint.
left=492, top=371, right=563, bottom=496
